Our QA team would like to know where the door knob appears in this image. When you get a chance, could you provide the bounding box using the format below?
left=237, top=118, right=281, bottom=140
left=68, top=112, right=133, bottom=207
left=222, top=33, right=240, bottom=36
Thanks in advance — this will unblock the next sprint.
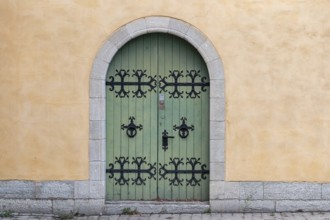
left=173, top=117, right=194, bottom=138
left=162, top=129, right=174, bottom=151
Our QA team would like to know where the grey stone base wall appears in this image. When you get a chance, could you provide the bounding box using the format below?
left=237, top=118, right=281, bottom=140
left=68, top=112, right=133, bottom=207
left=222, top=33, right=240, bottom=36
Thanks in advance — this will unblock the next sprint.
left=2, top=180, right=330, bottom=214
left=0, top=199, right=104, bottom=215
left=210, top=181, right=330, bottom=213
left=0, top=181, right=104, bottom=215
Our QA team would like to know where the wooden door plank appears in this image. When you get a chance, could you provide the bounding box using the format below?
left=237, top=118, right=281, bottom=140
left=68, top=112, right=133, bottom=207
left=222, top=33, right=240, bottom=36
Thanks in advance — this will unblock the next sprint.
left=193, top=50, right=203, bottom=200
left=106, top=46, right=117, bottom=200
left=200, top=58, right=210, bottom=201
left=157, top=33, right=168, bottom=200
left=178, top=37, right=191, bottom=200
left=185, top=41, right=195, bottom=201
left=119, top=41, right=130, bottom=200
left=138, top=34, right=150, bottom=200
left=148, top=34, right=159, bottom=200
left=171, top=34, right=182, bottom=200
left=128, top=38, right=138, bottom=200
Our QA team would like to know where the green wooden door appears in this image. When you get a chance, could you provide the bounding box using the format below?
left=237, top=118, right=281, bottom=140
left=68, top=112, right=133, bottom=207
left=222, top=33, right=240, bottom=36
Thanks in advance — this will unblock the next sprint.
left=105, top=33, right=209, bottom=201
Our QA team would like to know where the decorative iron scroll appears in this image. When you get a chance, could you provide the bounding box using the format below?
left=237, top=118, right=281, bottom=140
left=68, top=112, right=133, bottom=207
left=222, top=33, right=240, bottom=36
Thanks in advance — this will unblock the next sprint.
left=159, top=70, right=210, bottom=99
left=121, top=116, right=143, bottom=138
left=173, top=117, right=194, bottom=138
left=106, top=157, right=156, bottom=185
left=159, top=157, right=209, bottom=186
left=106, top=69, right=209, bottom=99
left=106, top=69, right=157, bottom=98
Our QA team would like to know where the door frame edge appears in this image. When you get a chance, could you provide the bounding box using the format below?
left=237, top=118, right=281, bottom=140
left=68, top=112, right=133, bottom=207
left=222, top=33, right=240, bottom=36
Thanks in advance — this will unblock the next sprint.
left=90, top=16, right=225, bottom=210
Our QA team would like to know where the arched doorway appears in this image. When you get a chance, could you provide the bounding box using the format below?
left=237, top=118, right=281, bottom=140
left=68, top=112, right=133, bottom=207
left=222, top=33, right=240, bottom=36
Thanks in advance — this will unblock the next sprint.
left=105, top=33, right=210, bottom=201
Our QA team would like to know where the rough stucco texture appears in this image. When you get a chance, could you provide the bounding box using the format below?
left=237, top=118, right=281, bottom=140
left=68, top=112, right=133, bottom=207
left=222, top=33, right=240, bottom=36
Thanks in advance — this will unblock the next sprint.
left=0, top=0, right=329, bottom=181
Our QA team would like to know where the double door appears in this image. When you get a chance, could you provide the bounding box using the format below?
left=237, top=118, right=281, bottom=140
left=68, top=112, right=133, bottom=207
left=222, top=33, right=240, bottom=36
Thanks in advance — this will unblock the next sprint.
left=105, top=33, right=209, bottom=201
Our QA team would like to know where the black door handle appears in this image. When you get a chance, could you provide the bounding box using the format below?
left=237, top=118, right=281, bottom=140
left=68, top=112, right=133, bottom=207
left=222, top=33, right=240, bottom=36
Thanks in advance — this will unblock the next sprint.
left=162, top=129, right=174, bottom=151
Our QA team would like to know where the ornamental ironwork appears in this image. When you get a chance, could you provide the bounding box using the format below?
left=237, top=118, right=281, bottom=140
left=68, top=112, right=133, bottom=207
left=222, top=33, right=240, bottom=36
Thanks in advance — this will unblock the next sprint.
left=106, top=69, right=209, bottom=99
left=159, top=70, right=210, bottom=99
left=121, top=116, right=143, bottom=138
left=159, top=157, right=209, bottom=186
left=106, top=69, right=157, bottom=98
left=161, top=129, right=175, bottom=151
left=173, top=117, right=194, bottom=138
left=106, top=157, right=156, bottom=185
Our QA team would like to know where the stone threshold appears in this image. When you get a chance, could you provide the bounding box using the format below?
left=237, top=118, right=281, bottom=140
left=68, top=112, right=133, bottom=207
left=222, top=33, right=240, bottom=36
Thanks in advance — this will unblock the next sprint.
left=104, top=201, right=210, bottom=214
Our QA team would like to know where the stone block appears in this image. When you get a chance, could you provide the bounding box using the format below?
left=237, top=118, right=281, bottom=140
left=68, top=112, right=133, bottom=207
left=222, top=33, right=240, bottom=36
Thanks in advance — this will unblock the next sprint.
left=210, top=98, right=225, bottom=122
left=110, top=26, right=131, bottom=48
left=207, top=58, right=225, bottom=80
left=52, top=200, right=74, bottom=215
left=89, top=140, right=102, bottom=162
left=160, top=204, right=208, bottom=214
left=104, top=203, right=134, bottom=215
left=90, top=161, right=106, bottom=181
left=239, top=182, right=263, bottom=200
left=105, top=203, right=155, bottom=215
left=0, top=181, right=35, bottom=199
left=210, top=121, right=225, bottom=140
left=240, top=200, right=274, bottom=212
left=90, top=98, right=105, bottom=121
left=91, top=58, right=109, bottom=80
left=89, top=120, right=106, bottom=140
left=322, top=184, right=330, bottom=199
left=103, top=202, right=208, bottom=214
left=210, top=139, right=224, bottom=163
left=179, top=214, right=192, bottom=220
left=126, top=18, right=147, bottom=37
left=145, top=16, right=170, bottom=33
left=101, top=162, right=106, bottom=180
left=89, top=139, right=105, bottom=162
left=89, top=181, right=105, bottom=199
left=184, top=26, right=207, bottom=49
left=96, top=39, right=118, bottom=63
left=191, top=214, right=203, bottom=220
left=199, top=39, right=220, bottom=62
left=210, top=181, right=239, bottom=199
left=74, top=199, right=105, bottom=215
left=36, top=182, right=74, bottom=199
left=210, top=162, right=225, bottom=181
left=264, top=182, right=321, bottom=200
left=0, top=199, right=52, bottom=214
left=276, top=200, right=330, bottom=212
left=210, top=199, right=240, bottom=212
left=168, top=18, right=190, bottom=38
left=90, top=79, right=105, bottom=98
left=74, top=181, right=90, bottom=199
left=210, top=80, right=225, bottom=98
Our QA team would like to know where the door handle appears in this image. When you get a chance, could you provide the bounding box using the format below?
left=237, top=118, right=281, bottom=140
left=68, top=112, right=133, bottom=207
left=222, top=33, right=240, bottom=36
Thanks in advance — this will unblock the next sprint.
left=162, top=129, right=174, bottom=151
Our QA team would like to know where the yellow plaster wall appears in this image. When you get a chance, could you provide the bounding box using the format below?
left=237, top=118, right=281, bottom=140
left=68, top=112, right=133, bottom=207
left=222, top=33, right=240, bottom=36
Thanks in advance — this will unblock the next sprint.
left=0, top=0, right=329, bottom=181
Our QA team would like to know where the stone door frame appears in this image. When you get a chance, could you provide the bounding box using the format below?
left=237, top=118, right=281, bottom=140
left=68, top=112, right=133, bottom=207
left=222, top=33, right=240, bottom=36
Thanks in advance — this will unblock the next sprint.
left=89, top=16, right=225, bottom=204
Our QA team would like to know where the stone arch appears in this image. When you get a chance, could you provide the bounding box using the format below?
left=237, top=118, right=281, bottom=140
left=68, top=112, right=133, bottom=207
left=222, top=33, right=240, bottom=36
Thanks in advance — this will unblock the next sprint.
left=89, top=16, right=225, bottom=202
